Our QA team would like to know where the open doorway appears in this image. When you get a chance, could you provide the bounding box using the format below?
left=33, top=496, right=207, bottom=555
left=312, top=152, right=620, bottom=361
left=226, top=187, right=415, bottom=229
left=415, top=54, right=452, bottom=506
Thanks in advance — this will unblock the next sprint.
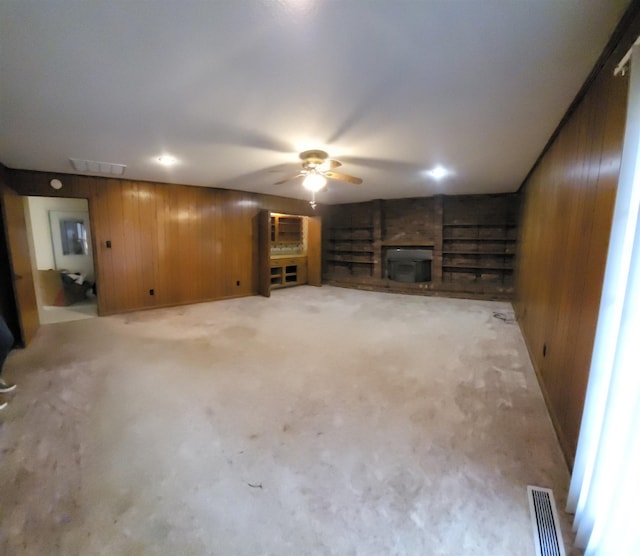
left=24, top=196, right=97, bottom=324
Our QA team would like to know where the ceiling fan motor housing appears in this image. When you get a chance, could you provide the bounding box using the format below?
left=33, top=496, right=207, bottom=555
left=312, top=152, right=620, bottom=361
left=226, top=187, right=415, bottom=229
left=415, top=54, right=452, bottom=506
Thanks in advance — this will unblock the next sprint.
left=300, top=149, right=329, bottom=169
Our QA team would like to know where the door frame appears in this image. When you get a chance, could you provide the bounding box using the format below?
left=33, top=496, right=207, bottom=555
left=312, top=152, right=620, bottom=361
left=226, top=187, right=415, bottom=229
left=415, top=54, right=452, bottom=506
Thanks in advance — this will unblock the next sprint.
left=0, top=182, right=39, bottom=345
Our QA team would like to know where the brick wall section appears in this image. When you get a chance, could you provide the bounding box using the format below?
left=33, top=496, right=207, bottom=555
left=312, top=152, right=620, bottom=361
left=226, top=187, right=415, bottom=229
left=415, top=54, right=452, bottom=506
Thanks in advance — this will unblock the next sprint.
left=324, top=193, right=520, bottom=299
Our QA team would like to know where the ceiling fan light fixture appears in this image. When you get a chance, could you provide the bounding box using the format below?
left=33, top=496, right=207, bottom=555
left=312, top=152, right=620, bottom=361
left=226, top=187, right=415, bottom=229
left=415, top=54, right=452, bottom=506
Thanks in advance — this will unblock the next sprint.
left=157, top=154, right=178, bottom=166
left=425, top=165, right=450, bottom=180
left=302, top=171, right=327, bottom=192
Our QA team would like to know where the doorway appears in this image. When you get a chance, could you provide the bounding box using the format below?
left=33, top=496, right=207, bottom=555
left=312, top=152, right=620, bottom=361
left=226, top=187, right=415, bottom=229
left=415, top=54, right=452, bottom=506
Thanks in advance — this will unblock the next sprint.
left=24, top=196, right=97, bottom=324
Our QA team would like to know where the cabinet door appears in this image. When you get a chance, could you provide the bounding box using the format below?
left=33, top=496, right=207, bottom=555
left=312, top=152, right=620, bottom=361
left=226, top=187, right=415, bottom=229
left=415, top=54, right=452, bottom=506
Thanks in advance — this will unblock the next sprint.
left=0, top=183, right=39, bottom=345
left=307, top=216, right=322, bottom=286
left=257, top=209, right=271, bottom=297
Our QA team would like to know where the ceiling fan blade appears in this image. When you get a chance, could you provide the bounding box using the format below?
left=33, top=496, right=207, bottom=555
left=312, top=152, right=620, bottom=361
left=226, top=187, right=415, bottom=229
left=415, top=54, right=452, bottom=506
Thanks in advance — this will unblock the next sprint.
left=319, top=159, right=342, bottom=171
left=274, top=173, right=303, bottom=185
left=338, top=155, right=421, bottom=172
left=324, top=171, right=363, bottom=185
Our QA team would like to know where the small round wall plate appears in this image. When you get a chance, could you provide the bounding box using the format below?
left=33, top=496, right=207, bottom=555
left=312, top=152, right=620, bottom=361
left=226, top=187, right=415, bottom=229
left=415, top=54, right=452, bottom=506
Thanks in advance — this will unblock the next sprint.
left=50, top=178, right=63, bottom=190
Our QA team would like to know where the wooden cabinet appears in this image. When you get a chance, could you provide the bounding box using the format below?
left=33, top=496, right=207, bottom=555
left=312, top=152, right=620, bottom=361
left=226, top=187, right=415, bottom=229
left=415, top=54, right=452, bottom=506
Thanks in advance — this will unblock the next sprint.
left=271, top=215, right=303, bottom=245
left=270, top=257, right=307, bottom=289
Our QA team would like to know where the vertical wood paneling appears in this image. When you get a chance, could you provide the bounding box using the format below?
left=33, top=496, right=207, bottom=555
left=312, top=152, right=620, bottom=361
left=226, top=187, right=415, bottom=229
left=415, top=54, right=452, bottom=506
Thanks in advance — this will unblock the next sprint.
left=106, top=180, right=129, bottom=312
left=515, top=63, right=628, bottom=466
left=5, top=169, right=315, bottom=315
left=257, top=209, right=271, bottom=297
left=307, top=216, right=322, bottom=286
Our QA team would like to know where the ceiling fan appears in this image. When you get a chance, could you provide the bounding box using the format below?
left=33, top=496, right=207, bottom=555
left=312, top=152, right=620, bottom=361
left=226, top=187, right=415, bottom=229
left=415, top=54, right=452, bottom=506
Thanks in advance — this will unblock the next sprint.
left=274, top=150, right=362, bottom=207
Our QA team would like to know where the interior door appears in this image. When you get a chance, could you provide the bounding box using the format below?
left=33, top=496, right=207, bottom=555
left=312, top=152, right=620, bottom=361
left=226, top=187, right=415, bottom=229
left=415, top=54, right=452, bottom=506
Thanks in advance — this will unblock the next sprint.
left=307, top=215, right=322, bottom=286
left=0, top=183, right=39, bottom=345
left=257, top=209, right=271, bottom=297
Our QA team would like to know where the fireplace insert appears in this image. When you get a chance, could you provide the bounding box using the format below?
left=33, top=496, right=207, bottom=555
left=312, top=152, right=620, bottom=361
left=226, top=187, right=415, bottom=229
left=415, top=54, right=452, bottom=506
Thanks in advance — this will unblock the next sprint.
left=387, top=249, right=432, bottom=283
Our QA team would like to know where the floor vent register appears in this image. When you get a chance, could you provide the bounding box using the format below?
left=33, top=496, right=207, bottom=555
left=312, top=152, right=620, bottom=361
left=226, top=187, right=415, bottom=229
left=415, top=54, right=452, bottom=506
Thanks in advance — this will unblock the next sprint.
left=527, top=486, right=566, bottom=556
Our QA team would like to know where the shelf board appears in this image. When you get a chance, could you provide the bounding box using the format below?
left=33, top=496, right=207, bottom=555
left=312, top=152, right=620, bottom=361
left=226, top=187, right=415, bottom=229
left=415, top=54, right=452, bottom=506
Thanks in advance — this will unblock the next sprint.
left=327, top=249, right=375, bottom=253
left=327, top=259, right=374, bottom=265
left=381, top=241, right=434, bottom=247
left=443, top=223, right=517, bottom=228
left=329, top=225, right=374, bottom=230
left=443, top=237, right=516, bottom=242
left=442, top=264, right=513, bottom=271
left=328, top=238, right=373, bottom=242
left=442, top=251, right=515, bottom=255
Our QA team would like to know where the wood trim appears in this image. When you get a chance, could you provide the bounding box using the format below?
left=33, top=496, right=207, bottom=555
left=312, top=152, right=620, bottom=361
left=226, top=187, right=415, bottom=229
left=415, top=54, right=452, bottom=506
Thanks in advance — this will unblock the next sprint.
left=257, top=210, right=271, bottom=297
left=306, top=216, right=322, bottom=286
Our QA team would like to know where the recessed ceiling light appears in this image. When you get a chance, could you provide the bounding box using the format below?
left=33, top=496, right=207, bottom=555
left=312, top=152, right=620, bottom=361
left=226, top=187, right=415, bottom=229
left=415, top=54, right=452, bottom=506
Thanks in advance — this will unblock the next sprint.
left=157, top=155, right=177, bottom=166
left=425, top=165, right=450, bottom=180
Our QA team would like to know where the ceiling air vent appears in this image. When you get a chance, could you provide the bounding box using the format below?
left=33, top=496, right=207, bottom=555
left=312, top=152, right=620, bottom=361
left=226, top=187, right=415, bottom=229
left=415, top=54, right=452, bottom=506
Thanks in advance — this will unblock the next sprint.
left=69, top=158, right=126, bottom=176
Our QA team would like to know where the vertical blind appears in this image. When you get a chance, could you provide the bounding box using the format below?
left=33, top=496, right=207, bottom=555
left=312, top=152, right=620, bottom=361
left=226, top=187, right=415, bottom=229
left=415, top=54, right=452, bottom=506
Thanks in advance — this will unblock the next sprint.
left=567, top=44, right=640, bottom=555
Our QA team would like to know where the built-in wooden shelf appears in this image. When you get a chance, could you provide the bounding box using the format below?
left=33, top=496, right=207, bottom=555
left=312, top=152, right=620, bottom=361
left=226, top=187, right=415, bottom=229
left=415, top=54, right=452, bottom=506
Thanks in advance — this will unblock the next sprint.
left=325, top=215, right=376, bottom=278
left=442, top=251, right=515, bottom=255
left=381, top=241, right=435, bottom=247
left=443, top=237, right=516, bottom=242
left=323, top=194, right=519, bottom=299
left=326, top=259, right=374, bottom=265
left=442, top=264, right=514, bottom=271
left=443, top=223, right=518, bottom=227
left=271, top=215, right=303, bottom=245
left=443, top=219, right=516, bottom=289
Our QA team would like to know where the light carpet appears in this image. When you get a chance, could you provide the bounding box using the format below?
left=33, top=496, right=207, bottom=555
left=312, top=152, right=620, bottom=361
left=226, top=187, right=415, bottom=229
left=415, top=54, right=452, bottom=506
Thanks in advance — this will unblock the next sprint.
left=0, top=286, right=577, bottom=555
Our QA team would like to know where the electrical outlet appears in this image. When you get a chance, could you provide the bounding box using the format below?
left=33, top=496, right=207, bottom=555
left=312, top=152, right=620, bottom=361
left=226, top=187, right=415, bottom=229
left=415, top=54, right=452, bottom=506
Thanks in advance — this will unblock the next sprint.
left=236, top=280, right=240, bottom=286
left=543, top=343, right=547, bottom=357
left=149, top=289, right=154, bottom=296
left=106, top=240, right=112, bottom=248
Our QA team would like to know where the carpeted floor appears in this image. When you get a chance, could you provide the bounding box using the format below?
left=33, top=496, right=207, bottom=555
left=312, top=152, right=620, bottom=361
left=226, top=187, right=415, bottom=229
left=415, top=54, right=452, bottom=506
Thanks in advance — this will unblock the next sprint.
left=38, top=298, right=98, bottom=325
left=0, top=286, right=577, bottom=555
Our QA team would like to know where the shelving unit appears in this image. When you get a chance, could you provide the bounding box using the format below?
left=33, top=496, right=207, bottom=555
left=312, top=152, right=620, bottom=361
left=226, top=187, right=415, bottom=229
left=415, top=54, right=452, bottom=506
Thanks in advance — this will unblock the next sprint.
left=441, top=223, right=517, bottom=287
left=322, top=194, right=519, bottom=300
left=271, top=215, right=303, bottom=245
left=325, top=225, right=375, bottom=277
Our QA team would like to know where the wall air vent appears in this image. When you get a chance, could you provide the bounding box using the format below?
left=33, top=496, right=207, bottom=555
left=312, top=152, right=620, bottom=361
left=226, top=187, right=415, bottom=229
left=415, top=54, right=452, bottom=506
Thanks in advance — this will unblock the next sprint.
left=527, top=486, right=566, bottom=556
left=70, top=158, right=126, bottom=176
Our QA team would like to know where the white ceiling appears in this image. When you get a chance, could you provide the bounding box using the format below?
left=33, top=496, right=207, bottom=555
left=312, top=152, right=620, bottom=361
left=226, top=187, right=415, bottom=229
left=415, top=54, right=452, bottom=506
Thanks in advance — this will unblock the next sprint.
left=0, top=1, right=630, bottom=204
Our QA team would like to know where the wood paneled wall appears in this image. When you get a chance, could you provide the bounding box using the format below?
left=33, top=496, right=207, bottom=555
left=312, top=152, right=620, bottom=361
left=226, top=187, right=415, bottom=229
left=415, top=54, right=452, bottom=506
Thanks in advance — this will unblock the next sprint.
left=514, top=20, right=634, bottom=465
left=7, top=170, right=315, bottom=315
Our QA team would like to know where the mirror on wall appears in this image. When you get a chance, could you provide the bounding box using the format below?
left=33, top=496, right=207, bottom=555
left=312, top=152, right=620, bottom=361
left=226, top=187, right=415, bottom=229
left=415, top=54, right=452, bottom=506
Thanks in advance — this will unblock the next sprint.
left=48, top=209, right=93, bottom=272
left=59, top=218, right=88, bottom=255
